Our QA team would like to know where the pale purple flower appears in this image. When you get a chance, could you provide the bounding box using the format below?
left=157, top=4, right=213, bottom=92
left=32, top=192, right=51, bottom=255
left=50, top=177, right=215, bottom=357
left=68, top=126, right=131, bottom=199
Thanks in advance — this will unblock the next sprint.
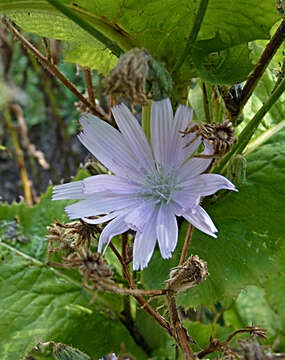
left=53, top=99, right=237, bottom=270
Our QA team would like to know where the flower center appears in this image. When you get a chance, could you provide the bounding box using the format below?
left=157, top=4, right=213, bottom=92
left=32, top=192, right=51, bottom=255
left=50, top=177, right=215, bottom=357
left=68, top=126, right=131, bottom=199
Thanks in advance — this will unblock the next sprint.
left=140, top=167, right=178, bottom=204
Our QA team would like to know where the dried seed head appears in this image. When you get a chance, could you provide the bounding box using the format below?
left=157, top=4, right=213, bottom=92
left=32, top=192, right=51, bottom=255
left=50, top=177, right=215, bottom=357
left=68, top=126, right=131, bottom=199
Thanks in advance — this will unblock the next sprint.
left=105, top=48, right=172, bottom=104
left=105, top=48, right=150, bottom=105
left=62, top=248, right=112, bottom=287
left=166, top=255, right=208, bottom=293
left=277, top=0, right=285, bottom=15
left=183, top=120, right=237, bottom=157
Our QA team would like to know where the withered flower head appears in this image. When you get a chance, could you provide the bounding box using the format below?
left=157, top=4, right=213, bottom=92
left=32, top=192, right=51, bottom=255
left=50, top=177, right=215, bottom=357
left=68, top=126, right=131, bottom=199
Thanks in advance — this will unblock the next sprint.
left=105, top=48, right=172, bottom=105
left=166, top=255, right=208, bottom=293
left=62, top=248, right=112, bottom=288
left=183, top=120, right=236, bottom=157
left=105, top=48, right=150, bottom=105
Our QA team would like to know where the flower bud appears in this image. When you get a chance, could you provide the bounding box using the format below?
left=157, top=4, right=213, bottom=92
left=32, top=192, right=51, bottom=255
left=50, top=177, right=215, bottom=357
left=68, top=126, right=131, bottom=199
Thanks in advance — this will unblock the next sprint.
left=226, top=154, right=247, bottom=187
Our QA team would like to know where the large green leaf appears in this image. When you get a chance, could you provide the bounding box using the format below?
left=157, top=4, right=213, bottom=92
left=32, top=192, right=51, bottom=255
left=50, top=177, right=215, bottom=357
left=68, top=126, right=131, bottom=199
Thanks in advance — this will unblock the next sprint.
left=142, top=130, right=285, bottom=308
left=0, top=0, right=280, bottom=83
left=0, top=180, right=146, bottom=359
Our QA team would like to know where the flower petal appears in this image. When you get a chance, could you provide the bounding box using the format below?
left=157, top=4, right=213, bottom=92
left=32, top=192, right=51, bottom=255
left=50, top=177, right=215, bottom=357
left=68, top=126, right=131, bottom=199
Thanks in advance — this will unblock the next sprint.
left=83, top=174, right=142, bottom=194
left=65, top=192, right=140, bottom=219
left=151, top=98, right=173, bottom=167
left=133, top=208, right=158, bottom=270
left=98, top=216, right=129, bottom=253
left=177, top=142, right=215, bottom=182
left=79, top=114, right=140, bottom=179
left=180, top=174, right=237, bottom=197
left=112, top=104, right=155, bottom=172
left=169, top=105, right=201, bottom=166
left=53, top=180, right=85, bottom=200
left=156, top=204, right=178, bottom=259
left=183, top=206, right=218, bottom=238
left=124, top=202, right=155, bottom=232
left=172, top=190, right=200, bottom=211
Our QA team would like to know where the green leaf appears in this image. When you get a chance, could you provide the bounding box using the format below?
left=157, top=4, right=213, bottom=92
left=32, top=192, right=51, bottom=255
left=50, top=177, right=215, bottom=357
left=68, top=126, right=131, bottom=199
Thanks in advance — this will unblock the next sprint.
left=0, top=179, right=147, bottom=360
left=224, top=286, right=283, bottom=335
left=0, top=0, right=280, bottom=83
left=143, top=130, right=285, bottom=308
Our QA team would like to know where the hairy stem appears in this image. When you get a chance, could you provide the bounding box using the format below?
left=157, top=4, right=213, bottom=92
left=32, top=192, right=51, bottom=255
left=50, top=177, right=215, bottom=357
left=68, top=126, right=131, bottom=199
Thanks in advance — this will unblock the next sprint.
left=167, top=291, right=194, bottom=360
left=173, top=0, right=209, bottom=73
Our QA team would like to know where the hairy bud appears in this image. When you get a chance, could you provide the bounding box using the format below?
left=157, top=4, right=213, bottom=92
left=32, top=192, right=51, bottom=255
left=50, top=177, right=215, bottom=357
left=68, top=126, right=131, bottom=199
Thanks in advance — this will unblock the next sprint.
left=226, top=154, right=247, bottom=187
left=166, top=255, right=208, bottom=293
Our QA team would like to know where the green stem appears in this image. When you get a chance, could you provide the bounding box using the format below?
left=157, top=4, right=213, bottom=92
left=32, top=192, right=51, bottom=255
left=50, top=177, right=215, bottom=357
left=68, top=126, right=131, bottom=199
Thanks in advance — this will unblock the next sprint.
left=45, top=0, right=123, bottom=57
left=215, top=76, right=285, bottom=174
left=142, top=100, right=152, bottom=143
left=173, top=0, right=209, bottom=73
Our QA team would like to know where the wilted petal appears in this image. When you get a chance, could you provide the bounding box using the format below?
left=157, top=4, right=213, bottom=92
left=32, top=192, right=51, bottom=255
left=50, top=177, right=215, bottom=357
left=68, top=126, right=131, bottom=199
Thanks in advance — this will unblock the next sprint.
left=180, top=174, right=237, bottom=196
left=65, top=192, right=140, bottom=219
left=151, top=98, right=173, bottom=167
left=133, top=208, right=158, bottom=270
left=79, top=114, right=141, bottom=179
left=156, top=204, right=178, bottom=259
left=112, top=104, right=155, bottom=171
left=183, top=206, right=218, bottom=238
left=98, top=216, right=129, bottom=253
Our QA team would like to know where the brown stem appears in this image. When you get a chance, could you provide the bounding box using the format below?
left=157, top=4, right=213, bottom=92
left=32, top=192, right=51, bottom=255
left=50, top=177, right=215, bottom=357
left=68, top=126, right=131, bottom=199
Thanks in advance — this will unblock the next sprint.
left=202, top=83, right=211, bottom=123
left=6, top=21, right=110, bottom=123
left=235, top=18, right=285, bottom=121
left=42, top=37, right=53, bottom=64
left=167, top=291, right=194, bottom=360
left=83, top=67, right=96, bottom=107
left=109, top=242, right=172, bottom=335
left=179, top=224, right=193, bottom=266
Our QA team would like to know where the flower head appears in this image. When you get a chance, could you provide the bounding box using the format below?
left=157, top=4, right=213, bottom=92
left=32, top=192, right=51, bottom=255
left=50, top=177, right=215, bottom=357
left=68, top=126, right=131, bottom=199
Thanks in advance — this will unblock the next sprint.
left=53, top=99, right=237, bottom=270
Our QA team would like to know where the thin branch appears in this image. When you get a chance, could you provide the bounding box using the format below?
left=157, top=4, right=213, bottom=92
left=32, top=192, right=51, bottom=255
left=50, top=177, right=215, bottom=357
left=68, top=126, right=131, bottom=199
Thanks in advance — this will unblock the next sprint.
left=5, top=21, right=110, bottom=122
left=233, top=18, right=285, bottom=121
left=173, top=0, right=209, bottom=73
left=42, top=37, right=53, bottom=64
left=179, top=224, right=193, bottom=266
left=109, top=242, right=172, bottom=335
left=83, top=67, right=96, bottom=107
left=202, top=83, right=211, bottom=123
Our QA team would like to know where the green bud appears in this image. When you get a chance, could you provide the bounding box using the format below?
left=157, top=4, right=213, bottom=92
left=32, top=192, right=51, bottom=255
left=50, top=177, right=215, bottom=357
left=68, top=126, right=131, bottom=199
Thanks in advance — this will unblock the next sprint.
left=226, top=154, right=247, bottom=187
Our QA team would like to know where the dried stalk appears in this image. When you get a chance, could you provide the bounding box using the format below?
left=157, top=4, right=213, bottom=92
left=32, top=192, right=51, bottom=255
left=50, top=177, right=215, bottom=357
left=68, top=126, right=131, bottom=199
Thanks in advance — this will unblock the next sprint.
left=83, top=67, right=96, bottom=107
left=4, top=107, right=33, bottom=207
left=10, top=104, right=50, bottom=170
